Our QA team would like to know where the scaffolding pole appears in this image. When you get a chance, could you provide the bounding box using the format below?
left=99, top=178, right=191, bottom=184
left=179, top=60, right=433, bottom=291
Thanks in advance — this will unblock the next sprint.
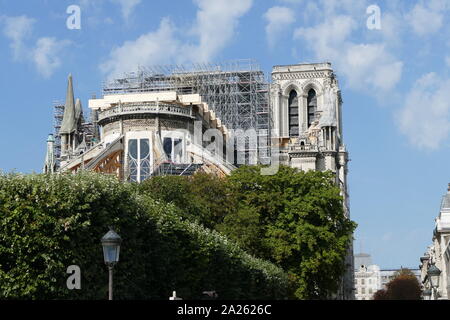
left=102, top=59, right=272, bottom=165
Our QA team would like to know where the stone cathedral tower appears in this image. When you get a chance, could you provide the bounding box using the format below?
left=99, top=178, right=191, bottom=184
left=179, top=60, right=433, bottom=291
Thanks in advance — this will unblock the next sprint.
left=270, top=62, right=354, bottom=299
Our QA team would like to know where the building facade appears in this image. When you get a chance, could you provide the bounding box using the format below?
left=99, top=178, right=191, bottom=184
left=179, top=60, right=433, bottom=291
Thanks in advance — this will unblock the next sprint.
left=43, top=61, right=353, bottom=299
left=354, top=253, right=421, bottom=299
left=270, top=63, right=352, bottom=299
left=420, top=184, right=450, bottom=299
left=355, top=264, right=381, bottom=300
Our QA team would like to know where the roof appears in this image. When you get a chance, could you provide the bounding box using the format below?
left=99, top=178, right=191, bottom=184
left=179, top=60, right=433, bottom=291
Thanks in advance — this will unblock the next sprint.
left=355, top=253, right=371, bottom=257
left=441, top=193, right=450, bottom=210
left=59, top=74, right=77, bottom=134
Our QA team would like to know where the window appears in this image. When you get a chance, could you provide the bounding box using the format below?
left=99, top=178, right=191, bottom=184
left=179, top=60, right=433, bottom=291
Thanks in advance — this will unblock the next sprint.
left=288, top=90, right=299, bottom=136
left=128, top=138, right=151, bottom=182
left=361, top=279, right=365, bottom=285
left=369, top=288, right=373, bottom=294
left=307, top=89, right=317, bottom=127
left=163, top=137, right=183, bottom=163
left=362, top=288, right=365, bottom=294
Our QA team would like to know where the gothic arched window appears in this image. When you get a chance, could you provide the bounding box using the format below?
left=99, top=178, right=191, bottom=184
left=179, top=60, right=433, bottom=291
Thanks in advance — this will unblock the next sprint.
left=307, top=89, right=317, bottom=127
left=288, top=90, right=299, bottom=136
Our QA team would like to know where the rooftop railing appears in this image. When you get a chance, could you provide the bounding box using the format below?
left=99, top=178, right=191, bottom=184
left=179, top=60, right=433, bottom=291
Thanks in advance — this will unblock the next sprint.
left=97, top=102, right=193, bottom=123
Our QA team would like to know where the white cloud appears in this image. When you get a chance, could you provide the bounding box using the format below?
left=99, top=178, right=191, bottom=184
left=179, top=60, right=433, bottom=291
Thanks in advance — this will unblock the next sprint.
left=1, top=15, right=35, bottom=60
left=342, top=43, right=403, bottom=91
left=407, top=3, right=444, bottom=36
left=111, top=0, right=141, bottom=21
left=190, top=0, right=253, bottom=62
left=100, top=18, right=180, bottom=78
left=101, top=0, right=253, bottom=78
left=264, top=6, right=295, bottom=48
left=32, top=37, right=72, bottom=78
left=378, top=12, right=404, bottom=44
left=1, top=15, right=71, bottom=78
left=294, top=14, right=403, bottom=92
left=397, top=73, right=450, bottom=149
left=294, top=15, right=356, bottom=59
left=81, top=0, right=141, bottom=22
left=277, top=0, right=302, bottom=4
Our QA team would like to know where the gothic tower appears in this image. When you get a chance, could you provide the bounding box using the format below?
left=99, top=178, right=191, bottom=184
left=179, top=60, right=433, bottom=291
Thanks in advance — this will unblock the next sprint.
left=270, top=62, right=354, bottom=299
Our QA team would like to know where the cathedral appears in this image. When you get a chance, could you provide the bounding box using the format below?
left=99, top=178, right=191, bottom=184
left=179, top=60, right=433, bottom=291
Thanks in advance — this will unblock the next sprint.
left=43, top=61, right=353, bottom=299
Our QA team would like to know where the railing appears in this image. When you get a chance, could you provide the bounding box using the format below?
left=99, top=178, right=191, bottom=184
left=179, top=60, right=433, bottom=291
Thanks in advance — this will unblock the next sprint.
left=98, top=102, right=193, bottom=122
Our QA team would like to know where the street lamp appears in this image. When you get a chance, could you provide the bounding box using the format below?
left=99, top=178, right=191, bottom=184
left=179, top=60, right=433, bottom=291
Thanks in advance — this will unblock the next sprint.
left=422, top=288, right=432, bottom=300
left=101, top=228, right=122, bottom=300
left=427, top=264, right=441, bottom=300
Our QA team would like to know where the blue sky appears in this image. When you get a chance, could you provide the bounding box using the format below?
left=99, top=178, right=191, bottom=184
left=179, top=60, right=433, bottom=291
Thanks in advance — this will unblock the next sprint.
left=1, top=0, right=450, bottom=269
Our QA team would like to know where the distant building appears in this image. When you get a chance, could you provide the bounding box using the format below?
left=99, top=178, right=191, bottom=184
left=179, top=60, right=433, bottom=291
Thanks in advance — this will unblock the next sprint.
left=354, top=253, right=381, bottom=300
left=420, top=183, right=450, bottom=300
left=380, top=269, right=421, bottom=289
left=354, top=253, right=372, bottom=270
left=354, top=253, right=421, bottom=300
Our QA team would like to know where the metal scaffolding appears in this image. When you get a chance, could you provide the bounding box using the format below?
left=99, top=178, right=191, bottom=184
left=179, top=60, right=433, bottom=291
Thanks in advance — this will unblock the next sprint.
left=102, top=59, right=271, bottom=164
left=53, top=100, right=64, bottom=169
left=53, top=100, right=98, bottom=169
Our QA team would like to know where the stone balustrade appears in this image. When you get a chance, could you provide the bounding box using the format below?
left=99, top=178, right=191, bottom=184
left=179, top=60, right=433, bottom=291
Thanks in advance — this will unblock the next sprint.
left=98, top=102, right=193, bottom=123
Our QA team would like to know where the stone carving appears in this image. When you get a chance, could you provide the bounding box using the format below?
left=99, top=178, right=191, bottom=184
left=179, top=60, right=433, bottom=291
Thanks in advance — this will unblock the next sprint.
left=273, top=71, right=327, bottom=80
left=280, top=80, right=301, bottom=95
left=319, top=80, right=337, bottom=127
left=307, top=118, right=322, bottom=146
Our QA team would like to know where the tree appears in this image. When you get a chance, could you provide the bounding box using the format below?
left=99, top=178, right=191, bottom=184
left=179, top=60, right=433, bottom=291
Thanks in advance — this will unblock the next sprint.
left=384, top=268, right=421, bottom=300
left=373, top=268, right=421, bottom=300
left=139, top=172, right=236, bottom=229
left=219, top=165, right=357, bottom=299
left=0, top=172, right=289, bottom=299
left=138, top=165, right=357, bottom=299
left=373, top=289, right=389, bottom=300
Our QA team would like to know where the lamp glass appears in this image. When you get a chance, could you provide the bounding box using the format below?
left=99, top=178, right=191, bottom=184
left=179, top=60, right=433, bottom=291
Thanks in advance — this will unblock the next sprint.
left=102, top=243, right=120, bottom=264
left=430, top=274, right=439, bottom=288
left=423, top=289, right=432, bottom=300
left=428, top=265, right=441, bottom=288
left=101, top=229, right=122, bottom=265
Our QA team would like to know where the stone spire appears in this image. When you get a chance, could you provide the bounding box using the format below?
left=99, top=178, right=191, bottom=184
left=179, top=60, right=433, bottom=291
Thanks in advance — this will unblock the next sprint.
left=60, top=74, right=77, bottom=134
left=75, top=98, right=83, bottom=124
left=43, top=134, right=56, bottom=173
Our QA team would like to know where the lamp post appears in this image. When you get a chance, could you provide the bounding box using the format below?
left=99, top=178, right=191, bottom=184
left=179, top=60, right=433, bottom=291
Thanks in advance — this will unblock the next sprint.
left=101, top=228, right=122, bottom=300
left=427, top=264, right=441, bottom=300
left=422, top=288, right=432, bottom=300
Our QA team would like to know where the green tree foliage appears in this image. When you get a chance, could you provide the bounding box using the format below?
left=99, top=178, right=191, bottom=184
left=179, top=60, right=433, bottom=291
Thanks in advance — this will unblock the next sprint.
left=218, top=165, right=356, bottom=299
left=139, top=165, right=356, bottom=299
left=0, top=172, right=288, bottom=299
left=139, top=173, right=236, bottom=229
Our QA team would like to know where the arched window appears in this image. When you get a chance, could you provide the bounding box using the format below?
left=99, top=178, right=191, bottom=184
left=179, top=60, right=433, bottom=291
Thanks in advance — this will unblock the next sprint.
left=288, top=90, right=299, bottom=136
left=307, top=89, right=317, bottom=127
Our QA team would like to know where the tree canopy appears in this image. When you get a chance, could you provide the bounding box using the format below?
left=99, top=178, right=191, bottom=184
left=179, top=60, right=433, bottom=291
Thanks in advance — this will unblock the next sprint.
left=373, top=268, right=421, bottom=300
left=0, top=164, right=356, bottom=299
left=0, top=172, right=288, bottom=299
left=140, top=165, right=357, bottom=299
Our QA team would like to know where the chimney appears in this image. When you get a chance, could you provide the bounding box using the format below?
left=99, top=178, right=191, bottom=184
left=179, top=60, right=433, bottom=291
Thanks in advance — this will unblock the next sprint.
left=448, top=183, right=450, bottom=192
